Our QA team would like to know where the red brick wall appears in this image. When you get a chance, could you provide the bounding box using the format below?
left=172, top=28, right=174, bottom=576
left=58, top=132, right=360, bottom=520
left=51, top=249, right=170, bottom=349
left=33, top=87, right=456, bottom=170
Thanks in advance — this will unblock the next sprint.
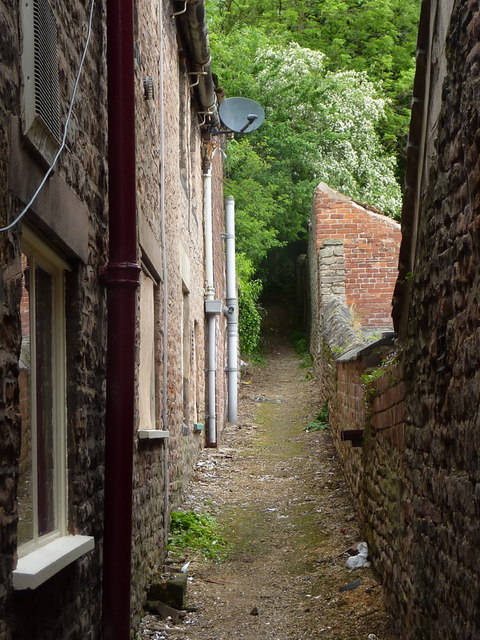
left=371, top=369, right=406, bottom=450
left=313, top=183, right=401, bottom=328
left=330, top=360, right=365, bottom=507
left=363, top=360, right=408, bottom=628
left=327, top=352, right=408, bottom=629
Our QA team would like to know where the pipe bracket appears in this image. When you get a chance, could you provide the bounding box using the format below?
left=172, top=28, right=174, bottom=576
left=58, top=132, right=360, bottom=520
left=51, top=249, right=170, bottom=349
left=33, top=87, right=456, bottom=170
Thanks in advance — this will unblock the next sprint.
left=101, top=262, right=141, bottom=287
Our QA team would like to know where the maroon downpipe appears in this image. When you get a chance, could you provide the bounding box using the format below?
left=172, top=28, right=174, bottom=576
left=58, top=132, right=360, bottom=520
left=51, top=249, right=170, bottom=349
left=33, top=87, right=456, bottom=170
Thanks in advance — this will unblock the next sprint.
left=102, top=1, right=140, bottom=638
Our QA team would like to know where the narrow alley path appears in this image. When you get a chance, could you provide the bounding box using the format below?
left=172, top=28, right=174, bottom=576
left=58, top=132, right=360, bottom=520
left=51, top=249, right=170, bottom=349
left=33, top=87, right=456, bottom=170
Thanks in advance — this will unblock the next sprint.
left=141, top=302, right=399, bottom=640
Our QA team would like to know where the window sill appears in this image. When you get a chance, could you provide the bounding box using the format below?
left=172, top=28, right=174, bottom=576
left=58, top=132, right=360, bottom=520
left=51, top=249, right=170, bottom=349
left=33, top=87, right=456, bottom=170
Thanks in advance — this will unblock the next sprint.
left=12, top=535, right=95, bottom=590
left=138, top=429, right=170, bottom=440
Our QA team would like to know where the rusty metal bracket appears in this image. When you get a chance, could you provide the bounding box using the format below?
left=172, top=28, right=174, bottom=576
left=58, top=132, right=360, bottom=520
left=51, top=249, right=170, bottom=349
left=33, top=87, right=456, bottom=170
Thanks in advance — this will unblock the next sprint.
left=341, top=430, right=364, bottom=447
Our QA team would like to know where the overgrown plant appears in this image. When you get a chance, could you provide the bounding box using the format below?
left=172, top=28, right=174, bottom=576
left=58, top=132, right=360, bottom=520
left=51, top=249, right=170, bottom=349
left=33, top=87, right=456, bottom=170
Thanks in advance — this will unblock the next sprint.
left=291, top=329, right=314, bottom=368
left=237, top=253, right=262, bottom=355
left=305, top=401, right=330, bottom=432
left=167, top=510, right=227, bottom=561
left=361, top=349, right=399, bottom=400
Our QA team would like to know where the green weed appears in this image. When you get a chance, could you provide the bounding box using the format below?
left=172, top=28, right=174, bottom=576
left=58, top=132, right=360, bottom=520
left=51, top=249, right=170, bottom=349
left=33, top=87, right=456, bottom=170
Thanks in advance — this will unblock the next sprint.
left=167, top=510, right=227, bottom=561
left=305, top=402, right=329, bottom=432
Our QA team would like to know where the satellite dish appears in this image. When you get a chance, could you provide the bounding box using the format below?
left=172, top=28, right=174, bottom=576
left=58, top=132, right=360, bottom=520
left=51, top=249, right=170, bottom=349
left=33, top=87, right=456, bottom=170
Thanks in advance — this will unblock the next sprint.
left=217, top=97, right=265, bottom=134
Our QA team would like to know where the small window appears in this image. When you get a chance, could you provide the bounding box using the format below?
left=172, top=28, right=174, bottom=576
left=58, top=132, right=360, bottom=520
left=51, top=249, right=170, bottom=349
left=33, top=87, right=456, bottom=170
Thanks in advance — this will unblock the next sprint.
left=138, top=269, right=158, bottom=430
left=181, top=286, right=191, bottom=424
left=17, top=228, right=68, bottom=556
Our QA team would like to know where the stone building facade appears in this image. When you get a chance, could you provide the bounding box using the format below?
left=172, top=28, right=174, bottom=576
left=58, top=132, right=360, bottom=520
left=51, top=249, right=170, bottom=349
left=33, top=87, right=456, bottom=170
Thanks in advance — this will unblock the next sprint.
left=311, top=2, right=480, bottom=639
left=390, top=0, right=480, bottom=636
left=0, top=0, right=228, bottom=637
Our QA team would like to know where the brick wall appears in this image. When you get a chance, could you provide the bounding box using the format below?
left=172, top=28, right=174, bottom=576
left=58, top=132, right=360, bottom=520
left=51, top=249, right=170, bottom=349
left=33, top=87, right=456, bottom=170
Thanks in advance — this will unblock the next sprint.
left=313, top=183, right=401, bottom=329
left=309, top=175, right=409, bottom=632
left=330, top=359, right=365, bottom=507
left=363, top=361, right=408, bottom=627
left=323, top=350, right=409, bottom=635
left=312, top=3, right=480, bottom=638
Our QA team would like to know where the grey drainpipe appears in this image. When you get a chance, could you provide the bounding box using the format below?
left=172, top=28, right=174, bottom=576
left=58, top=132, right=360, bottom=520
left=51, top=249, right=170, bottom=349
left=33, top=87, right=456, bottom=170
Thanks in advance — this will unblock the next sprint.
left=176, top=1, right=222, bottom=444
left=224, top=195, right=238, bottom=424
left=102, top=1, right=139, bottom=638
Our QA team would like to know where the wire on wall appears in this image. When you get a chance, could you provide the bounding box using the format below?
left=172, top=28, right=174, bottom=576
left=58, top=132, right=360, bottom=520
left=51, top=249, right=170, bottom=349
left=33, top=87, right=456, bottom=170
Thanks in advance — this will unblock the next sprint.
left=0, top=0, right=96, bottom=233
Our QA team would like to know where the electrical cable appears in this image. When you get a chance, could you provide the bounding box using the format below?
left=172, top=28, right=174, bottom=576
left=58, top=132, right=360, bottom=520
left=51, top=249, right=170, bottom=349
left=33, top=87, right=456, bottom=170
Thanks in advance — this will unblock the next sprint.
left=0, top=0, right=96, bottom=233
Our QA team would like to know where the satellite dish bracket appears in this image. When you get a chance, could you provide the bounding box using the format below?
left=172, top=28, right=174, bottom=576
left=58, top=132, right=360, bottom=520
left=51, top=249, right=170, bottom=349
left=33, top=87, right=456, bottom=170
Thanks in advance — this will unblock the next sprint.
left=212, top=97, right=265, bottom=136
left=210, top=114, right=258, bottom=136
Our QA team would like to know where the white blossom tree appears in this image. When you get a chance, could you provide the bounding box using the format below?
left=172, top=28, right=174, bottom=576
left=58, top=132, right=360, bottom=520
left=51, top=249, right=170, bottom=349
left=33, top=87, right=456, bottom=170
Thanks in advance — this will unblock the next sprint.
left=255, top=42, right=402, bottom=217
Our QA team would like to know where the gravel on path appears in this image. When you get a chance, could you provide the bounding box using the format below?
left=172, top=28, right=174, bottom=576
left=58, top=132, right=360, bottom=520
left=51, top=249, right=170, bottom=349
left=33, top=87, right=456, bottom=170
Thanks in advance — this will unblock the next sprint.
left=140, top=313, right=399, bottom=640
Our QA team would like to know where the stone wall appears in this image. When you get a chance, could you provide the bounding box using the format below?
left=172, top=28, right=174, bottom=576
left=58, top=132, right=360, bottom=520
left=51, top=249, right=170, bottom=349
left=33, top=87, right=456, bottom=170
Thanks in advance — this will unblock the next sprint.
left=211, top=148, right=228, bottom=440
left=312, top=3, right=480, bottom=638
left=320, top=348, right=409, bottom=634
left=130, top=0, right=227, bottom=622
left=394, top=1, right=480, bottom=637
left=0, top=4, right=22, bottom=638
left=0, top=0, right=108, bottom=637
left=309, top=180, right=410, bottom=635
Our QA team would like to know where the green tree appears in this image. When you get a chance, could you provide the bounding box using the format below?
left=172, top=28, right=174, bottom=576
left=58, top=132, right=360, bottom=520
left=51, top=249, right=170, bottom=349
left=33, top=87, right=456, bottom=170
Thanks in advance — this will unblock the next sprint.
left=208, top=0, right=420, bottom=174
left=224, top=139, right=281, bottom=269
left=219, top=38, right=401, bottom=267
left=255, top=43, right=401, bottom=216
left=206, top=0, right=419, bottom=349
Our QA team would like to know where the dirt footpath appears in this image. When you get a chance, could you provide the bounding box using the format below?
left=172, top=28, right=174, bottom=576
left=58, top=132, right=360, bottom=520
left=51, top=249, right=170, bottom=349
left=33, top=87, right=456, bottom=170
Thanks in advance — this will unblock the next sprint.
left=140, top=317, right=399, bottom=640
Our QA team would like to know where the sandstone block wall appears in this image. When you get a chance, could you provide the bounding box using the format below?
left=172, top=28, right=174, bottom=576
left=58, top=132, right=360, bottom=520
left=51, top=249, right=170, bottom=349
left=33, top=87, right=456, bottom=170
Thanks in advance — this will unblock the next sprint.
left=0, top=6, right=22, bottom=638
left=2, top=0, right=227, bottom=636
left=130, top=0, right=226, bottom=621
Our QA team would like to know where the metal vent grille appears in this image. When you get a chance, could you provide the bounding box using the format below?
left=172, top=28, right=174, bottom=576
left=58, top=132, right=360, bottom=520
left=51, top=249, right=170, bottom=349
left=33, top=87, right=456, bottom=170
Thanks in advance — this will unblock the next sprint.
left=32, top=0, right=61, bottom=142
left=21, top=0, right=61, bottom=163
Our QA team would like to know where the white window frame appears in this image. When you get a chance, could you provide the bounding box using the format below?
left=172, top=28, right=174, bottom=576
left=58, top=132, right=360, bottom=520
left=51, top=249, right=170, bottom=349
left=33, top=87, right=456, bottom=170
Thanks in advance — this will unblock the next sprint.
left=13, top=228, right=94, bottom=590
left=137, top=266, right=169, bottom=440
left=18, top=227, right=68, bottom=558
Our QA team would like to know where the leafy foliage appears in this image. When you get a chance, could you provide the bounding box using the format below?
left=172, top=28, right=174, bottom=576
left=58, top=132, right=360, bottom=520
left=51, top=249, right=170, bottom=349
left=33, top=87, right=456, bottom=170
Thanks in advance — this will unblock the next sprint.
left=208, top=0, right=420, bottom=171
left=168, top=510, right=227, bottom=560
left=210, top=18, right=407, bottom=277
left=236, top=253, right=262, bottom=354
left=305, top=402, right=330, bottom=432
left=225, top=140, right=282, bottom=268
left=291, top=329, right=314, bottom=369
left=206, top=0, right=420, bottom=347
left=255, top=42, right=402, bottom=217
